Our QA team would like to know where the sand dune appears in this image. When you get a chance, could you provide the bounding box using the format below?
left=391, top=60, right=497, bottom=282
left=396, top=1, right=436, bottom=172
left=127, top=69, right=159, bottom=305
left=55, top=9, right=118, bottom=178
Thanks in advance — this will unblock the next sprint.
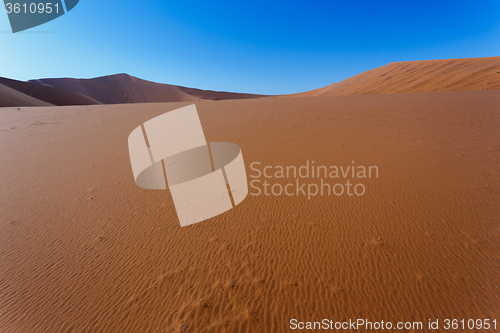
left=31, top=74, right=266, bottom=104
left=0, top=83, right=54, bottom=107
left=294, top=56, right=500, bottom=96
left=1, top=92, right=499, bottom=332
left=0, top=77, right=102, bottom=107
left=3, top=56, right=496, bottom=108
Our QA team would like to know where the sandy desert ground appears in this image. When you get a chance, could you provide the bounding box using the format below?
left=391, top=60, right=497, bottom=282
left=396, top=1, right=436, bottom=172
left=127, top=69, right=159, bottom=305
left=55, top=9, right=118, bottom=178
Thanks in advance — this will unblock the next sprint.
left=1, top=90, right=499, bottom=332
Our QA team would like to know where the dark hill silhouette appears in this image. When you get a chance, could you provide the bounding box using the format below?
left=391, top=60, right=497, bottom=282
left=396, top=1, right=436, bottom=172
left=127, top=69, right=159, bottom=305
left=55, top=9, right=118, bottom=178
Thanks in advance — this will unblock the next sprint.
left=0, top=83, right=54, bottom=107
left=31, top=74, right=266, bottom=104
left=0, top=77, right=102, bottom=106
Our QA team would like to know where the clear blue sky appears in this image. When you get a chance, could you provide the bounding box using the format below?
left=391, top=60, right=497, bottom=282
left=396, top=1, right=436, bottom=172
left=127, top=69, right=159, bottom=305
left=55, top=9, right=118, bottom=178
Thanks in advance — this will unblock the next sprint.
left=1, top=0, right=499, bottom=94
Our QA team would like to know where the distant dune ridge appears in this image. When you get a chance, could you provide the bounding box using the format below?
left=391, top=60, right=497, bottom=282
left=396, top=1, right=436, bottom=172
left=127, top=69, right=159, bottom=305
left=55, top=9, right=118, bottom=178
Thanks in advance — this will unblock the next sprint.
left=0, top=74, right=265, bottom=107
left=0, top=83, right=54, bottom=107
left=293, top=56, right=500, bottom=97
left=0, top=77, right=102, bottom=107
left=1, top=56, right=499, bottom=107
left=30, top=74, right=266, bottom=104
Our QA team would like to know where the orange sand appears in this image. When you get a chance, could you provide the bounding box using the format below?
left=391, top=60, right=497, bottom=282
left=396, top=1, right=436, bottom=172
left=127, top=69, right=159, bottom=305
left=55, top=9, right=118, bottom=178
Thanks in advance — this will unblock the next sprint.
left=293, top=57, right=500, bottom=97
left=1, top=91, right=499, bottom=332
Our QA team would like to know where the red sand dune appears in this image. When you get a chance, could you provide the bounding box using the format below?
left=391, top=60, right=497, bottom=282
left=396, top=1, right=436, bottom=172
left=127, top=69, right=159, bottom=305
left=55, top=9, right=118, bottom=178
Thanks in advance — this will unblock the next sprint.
left=0, top=83, right=54, bottom=107
left=0, top=77, right=102, bottom=106
left=293, top=56, right=500, bottom=97
left=31, top=74, right=266, bottom=104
